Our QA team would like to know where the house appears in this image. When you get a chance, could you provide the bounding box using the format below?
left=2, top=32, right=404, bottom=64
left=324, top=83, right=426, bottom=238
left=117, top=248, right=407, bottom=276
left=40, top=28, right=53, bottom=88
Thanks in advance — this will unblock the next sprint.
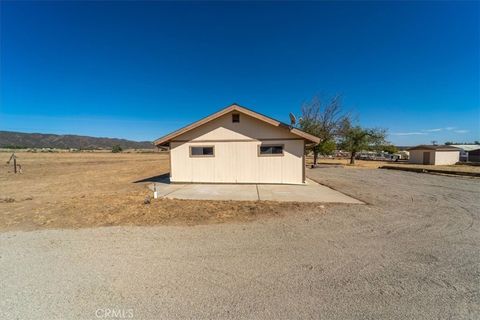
left=154, top=104, right=320, bottom=184
left=407, top=145, right=461, bottom=165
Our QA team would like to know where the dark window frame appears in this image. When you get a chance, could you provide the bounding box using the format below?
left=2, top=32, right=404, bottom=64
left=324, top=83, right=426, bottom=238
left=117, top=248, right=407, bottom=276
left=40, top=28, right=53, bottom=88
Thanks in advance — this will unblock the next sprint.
left=189, top=145, right=215, bottom=157
left=232, top=113, right=240, bottom=123
left=258, top=144, right=284, bottom=157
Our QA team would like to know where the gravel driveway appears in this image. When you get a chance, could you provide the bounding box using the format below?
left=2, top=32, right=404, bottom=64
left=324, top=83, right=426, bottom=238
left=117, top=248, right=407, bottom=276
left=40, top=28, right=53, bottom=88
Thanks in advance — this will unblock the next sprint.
left=1, top=168, right=479, bottom=319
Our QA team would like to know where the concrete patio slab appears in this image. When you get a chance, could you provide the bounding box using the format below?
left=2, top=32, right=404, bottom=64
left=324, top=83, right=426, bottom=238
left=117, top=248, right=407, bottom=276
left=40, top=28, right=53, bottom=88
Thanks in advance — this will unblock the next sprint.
left=257, top=182, right=363, bottom=204
left=151, top=183, right=187, bottom=197
left=165, top=184, right=259, bottom=201
left=150, top=179, right=363, bottom=204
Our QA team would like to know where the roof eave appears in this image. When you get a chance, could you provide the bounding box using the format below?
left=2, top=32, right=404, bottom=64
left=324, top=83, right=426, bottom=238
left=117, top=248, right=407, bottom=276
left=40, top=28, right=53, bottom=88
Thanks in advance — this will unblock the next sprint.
left=407, top=146, right=461, bottom=152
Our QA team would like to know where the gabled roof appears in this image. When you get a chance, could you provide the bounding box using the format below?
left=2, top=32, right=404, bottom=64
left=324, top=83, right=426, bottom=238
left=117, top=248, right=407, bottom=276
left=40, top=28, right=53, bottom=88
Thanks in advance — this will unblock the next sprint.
left=407, top=145, right=461, bottom=152
left=154, top=103, right=321, bottom=146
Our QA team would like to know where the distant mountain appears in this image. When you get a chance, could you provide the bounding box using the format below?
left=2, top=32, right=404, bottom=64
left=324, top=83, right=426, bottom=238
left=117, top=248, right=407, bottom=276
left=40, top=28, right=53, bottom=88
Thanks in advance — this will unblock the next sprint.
left=0, top=131, right=154, bottom=150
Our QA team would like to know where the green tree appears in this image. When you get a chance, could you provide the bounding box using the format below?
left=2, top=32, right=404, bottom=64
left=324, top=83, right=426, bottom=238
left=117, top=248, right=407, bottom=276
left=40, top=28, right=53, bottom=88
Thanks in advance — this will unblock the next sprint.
left=318, top=139, right=336, bottom=156
left=381, top=144, right=398, bottom=154
left=299, top=95, right=350, bottom=165
left=111, top=145, right=123, bottom=153
left=340, top=126, right=387, bottom=165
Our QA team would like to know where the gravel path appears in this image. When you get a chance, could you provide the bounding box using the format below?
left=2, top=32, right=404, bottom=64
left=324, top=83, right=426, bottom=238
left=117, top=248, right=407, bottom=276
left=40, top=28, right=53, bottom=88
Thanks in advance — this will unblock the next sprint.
left=1, top=168, right=479, bottom=319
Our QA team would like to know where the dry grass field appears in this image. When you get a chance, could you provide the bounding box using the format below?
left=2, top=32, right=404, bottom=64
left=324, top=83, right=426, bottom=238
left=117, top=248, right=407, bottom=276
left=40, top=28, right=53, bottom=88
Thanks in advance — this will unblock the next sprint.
left=0, top=152, right=323, bottom=232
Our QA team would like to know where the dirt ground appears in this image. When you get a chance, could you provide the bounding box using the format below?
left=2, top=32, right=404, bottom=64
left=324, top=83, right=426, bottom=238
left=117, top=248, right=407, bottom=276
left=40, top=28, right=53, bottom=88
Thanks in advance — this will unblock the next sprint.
left=309, top=157, right=480, bottom=173
left=1, top=165, right=479, bottom=319
left=307, top=157, right=480, bottom=173
left=0, top=152, right=325, bottom=231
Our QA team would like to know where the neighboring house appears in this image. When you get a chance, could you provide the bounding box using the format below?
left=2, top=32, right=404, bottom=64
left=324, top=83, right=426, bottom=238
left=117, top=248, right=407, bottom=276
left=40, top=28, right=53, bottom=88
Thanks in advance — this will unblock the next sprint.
left=450, top=144, right=480, bottom=162
left=408, top=145, right=461, bottom=165
left=154, top=103, right=320, bottom=184
left=466, top=149, right=480, bottom=162
left=394, top=150, right=409, bottom=160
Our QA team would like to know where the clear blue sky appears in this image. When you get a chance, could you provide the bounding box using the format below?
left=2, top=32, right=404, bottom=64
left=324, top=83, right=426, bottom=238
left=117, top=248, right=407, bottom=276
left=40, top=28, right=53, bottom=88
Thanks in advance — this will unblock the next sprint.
left=1, top=1, right=479, bottom=145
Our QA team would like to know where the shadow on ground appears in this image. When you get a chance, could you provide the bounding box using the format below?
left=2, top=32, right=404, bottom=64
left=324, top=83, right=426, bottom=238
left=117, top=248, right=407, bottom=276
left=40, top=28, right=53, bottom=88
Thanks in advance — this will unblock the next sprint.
left=133, top=172, right=170, bottom=184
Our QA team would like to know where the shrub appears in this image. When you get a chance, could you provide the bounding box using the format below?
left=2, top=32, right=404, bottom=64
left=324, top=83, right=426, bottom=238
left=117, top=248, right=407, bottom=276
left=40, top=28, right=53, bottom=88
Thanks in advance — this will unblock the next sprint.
left=111, top=145, right=123, bottom=153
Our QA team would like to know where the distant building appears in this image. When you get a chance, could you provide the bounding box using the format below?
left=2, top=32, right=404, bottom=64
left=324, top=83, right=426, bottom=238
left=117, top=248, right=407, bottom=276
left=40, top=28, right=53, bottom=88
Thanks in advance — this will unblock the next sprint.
left=407, top=145, right=461, bottom=165
left=394, top=150, right=409, bottom=160
left=451, top=145, right=480, bottom=162
left=466, top=149, right=480, bottom=162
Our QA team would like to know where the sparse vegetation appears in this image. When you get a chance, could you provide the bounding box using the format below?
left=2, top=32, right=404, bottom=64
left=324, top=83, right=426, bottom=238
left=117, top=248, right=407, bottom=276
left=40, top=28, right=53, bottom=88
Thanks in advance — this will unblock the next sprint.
left=111, top=145, right=123, bottom=153
left=445, top=141, right=480, bottom=145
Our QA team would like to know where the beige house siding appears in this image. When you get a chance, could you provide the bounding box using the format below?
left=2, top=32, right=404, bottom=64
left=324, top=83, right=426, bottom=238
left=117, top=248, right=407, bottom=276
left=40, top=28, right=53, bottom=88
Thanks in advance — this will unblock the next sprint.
left=409, top=150, right=433, bottom=164
left=169, top=111, right=305, bottom=184
left=173, top=110, right=300, bottom=141
left=409, top=149, right=459, bottom=165
left=433, top=151, right=460, bottom=165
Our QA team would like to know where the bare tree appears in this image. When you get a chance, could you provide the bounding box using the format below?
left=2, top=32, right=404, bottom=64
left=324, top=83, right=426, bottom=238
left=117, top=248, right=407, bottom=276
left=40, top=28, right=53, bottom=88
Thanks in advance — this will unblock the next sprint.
left=299, top=95, right=350, bottom=165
